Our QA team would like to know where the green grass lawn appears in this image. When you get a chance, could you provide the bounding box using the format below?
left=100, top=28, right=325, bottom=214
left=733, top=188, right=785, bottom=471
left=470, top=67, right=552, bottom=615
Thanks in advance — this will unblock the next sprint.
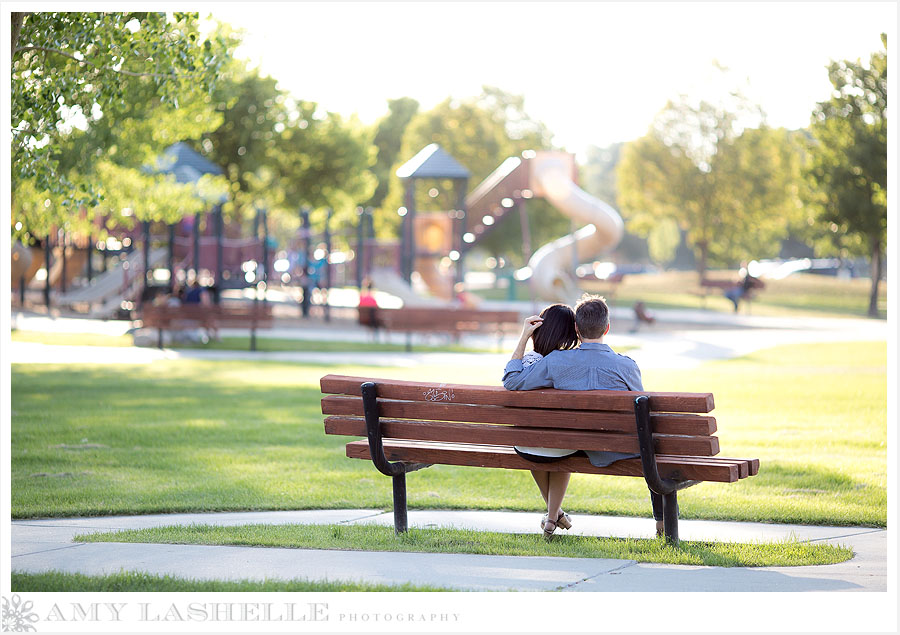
left=10, top=330, right=135, bottom=347
left=74, top=523, right=853, bottom=568
left=483, top=271, right=887, bottom=319
left=10, top=340, right=886, bottom=526
left=11, top=570, right=451, bottom=592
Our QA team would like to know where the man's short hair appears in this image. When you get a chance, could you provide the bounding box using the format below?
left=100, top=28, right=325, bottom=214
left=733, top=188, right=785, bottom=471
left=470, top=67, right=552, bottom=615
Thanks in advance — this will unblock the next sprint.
left=574, top=294, right=609, bottom=339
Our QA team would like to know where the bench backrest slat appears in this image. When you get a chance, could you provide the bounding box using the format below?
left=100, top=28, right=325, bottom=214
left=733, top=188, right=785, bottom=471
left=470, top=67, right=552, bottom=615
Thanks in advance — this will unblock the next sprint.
left=375, top=308, right=519, bottom=321
left=321, top=395, right=716, bottom=436
left=320, top=374, right=715, bottom=413
left=141, top=304, right=272, bottom=323
left=324, top=415, right=719, bottom=456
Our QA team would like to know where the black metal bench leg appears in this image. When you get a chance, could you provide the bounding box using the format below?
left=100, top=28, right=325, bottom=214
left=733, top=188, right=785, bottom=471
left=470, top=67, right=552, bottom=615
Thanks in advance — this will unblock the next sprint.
left=663, top=492, right=679, bottom=544
left=392, top=472, right=408, bottom=534
left=650, top=490, right=663, bottom=524
left=158, top=327, right=164, bottom=349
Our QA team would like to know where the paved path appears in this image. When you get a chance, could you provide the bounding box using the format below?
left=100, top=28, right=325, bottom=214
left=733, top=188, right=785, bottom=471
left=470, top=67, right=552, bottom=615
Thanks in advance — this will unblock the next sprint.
left=11, top=510, right=885, bottom=592
left=9, top=308, right=887, bottom=369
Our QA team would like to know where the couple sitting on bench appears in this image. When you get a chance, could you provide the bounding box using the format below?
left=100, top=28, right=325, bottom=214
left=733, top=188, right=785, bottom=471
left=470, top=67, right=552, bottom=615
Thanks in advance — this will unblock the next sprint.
left=504, top=294, right=664, bottom=540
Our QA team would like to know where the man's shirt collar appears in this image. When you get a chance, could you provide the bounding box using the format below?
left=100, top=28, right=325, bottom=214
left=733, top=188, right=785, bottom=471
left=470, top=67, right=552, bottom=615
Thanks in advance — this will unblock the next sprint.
left=578, top=342, right=611, bottom=350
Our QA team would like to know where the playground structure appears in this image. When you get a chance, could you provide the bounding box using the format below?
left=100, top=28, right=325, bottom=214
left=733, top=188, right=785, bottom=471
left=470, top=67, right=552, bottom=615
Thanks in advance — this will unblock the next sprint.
left=14, top=142, right=626, bottom=317
left=365, top=144, right=471, bottom=307
left=465, top=150, right=624, bottom=303
left=355, top=145, right=625, bottom=306
left=12, top=143, right=276, bottom=317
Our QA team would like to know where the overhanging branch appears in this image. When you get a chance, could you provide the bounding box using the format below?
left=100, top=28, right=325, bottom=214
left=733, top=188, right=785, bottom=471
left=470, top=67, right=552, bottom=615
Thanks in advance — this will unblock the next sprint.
left=14, top=45, right=202, bottom=79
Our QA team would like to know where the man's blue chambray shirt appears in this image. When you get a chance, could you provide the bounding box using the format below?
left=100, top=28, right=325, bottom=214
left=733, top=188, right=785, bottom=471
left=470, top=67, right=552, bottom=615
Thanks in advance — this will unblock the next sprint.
left=503, top=342, right=644, bottom=467
left=502, top=342, right=643, bottom=392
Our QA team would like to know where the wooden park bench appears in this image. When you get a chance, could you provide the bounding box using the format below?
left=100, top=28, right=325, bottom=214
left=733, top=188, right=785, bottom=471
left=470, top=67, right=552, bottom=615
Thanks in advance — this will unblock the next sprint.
left=139, top=302, right=274, bottom=350
left=695, top=276, right=765, bottom=310
left=358, top=307, right=521, bottom=351
left=320, top=373, right=759, bottom=544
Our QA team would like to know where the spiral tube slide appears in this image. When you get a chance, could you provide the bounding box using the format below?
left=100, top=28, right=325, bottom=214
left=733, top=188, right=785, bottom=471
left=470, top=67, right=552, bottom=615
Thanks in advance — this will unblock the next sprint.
left=526, top=154, right=624, bottom=303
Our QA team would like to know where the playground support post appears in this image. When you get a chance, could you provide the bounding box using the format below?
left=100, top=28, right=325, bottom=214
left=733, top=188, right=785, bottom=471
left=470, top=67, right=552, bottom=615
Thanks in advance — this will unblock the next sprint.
left=300, top=206, right=311, bottom=318
left=261, top=207, right=270, bottom=297
left=192, top=212, right=201, bottom=277
left=355, top=206, right=374, bottom=289
left=517, top=199, right=536, bottom=307
left=142, top=220, right=151, bottom=308
left=43, top=235, right=52, bottom=308
left=324, top=208, right=333, bottom=322
left=356, top=206, right=365, bottom=289
left=403, top=180, right=416, bottom=284
left=365, top=208, right=375, bottom=278
left=59, top=229, right=67, bottom=294
left=517, top=199, right=532, bottom=261
left=454, top=178, right=468, bottom=287
left=167, top=223, right=175, bottom=293
left=214, top=204, right=224, bottom=305
left=86, top=234, right=93, bottom=284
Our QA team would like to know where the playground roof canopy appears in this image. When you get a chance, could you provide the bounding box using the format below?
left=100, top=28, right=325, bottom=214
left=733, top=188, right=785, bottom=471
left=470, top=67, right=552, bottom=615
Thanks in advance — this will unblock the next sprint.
left=156, top=142, right=224, bottom=183
left=396, top=143, right=470, bottom=180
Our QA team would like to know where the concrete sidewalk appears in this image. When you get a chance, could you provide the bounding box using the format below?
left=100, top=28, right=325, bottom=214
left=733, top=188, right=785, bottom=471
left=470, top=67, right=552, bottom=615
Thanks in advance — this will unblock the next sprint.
left=9, top=305, right=887, bottom=370
left=11, top=509, right=886, bottom=592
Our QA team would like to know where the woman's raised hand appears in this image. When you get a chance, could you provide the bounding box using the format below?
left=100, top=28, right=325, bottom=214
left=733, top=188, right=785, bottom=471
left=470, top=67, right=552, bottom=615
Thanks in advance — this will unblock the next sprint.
left=521, top=315, right=543, bottom=338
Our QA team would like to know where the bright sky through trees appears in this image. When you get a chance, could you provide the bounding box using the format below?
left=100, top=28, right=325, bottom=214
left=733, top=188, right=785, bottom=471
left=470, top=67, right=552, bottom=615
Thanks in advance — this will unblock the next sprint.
left=211, top=2, right=893, bottom=158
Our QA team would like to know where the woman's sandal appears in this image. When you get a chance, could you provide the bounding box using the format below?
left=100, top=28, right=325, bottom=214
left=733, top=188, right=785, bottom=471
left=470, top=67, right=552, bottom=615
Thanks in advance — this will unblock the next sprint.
left=542, top=517, right=558, bottom=541
left=542, top=511, right=573, bottom=531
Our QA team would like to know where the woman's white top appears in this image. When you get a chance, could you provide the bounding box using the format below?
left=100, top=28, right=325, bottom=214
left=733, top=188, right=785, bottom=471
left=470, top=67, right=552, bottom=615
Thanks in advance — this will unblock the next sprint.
left=515, top=351, right=578, bottom=458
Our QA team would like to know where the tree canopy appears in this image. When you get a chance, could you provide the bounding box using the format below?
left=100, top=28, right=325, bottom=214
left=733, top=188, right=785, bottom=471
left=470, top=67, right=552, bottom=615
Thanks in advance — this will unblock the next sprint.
left=804, top=34, right=887, bottom=316
left=11, top=12, right=228, bottom=201
left=617, top=91, right=803, bottom=277
left=188, top=56, right=376, bottom=247
left=366, top=97, right=420, bottom=210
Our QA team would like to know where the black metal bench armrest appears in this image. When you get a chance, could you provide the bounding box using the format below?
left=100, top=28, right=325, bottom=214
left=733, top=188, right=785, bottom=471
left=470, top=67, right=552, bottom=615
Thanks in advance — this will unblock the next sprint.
left=361, top=381, right=431, bottom=476
left=633, top=395, right=699, bottom=495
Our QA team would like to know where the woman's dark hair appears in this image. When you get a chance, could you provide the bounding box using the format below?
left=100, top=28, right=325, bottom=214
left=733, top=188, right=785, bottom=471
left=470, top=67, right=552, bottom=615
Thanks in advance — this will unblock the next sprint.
left=531, top=303, right=578, bottom=356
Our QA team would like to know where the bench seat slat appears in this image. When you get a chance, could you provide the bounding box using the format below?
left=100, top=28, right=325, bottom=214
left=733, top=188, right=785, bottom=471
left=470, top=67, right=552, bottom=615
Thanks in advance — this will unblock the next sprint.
left=345, top=440, right=744, bottom=483
left=320, top=374, right=715, bottom=413
left=321, top=395, right=717, bottom=436
left=324, top=416, right=719, bottom=456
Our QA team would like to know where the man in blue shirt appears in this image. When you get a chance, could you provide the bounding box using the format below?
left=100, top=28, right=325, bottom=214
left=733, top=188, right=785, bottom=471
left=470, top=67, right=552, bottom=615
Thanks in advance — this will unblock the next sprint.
left=503, top=295, right=663, bottom=538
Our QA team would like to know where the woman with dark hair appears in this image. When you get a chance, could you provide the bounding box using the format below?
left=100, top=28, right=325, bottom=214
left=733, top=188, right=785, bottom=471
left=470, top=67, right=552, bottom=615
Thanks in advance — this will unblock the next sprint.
left=513, top=303, right=580, bottom=539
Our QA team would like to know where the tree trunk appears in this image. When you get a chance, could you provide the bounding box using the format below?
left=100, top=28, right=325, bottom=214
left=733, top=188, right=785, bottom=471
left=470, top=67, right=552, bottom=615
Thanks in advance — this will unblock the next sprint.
left=868, top=237, right=882, bottom=318
left=11, top=13, right=26, bottom=59
left=696, top=240, right=709, bottom=283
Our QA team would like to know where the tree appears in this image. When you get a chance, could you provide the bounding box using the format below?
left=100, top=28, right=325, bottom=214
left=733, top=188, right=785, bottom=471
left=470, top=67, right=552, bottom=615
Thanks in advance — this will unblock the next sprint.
left=617, top=92, right=802, bottom=279
left=269, top=103, right=376, bottom=235
left=805, top=35, right=887, bottom=317
left=11, top=12, right=228, bottom=202
left=366, top=97, right=419, bottom=209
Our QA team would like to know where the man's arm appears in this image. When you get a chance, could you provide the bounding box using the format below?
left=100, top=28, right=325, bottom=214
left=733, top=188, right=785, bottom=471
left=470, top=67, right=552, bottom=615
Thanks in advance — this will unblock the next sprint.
left=620, top=356, right=644, bottom=391
left=503, top=355, right=554, bottom=390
